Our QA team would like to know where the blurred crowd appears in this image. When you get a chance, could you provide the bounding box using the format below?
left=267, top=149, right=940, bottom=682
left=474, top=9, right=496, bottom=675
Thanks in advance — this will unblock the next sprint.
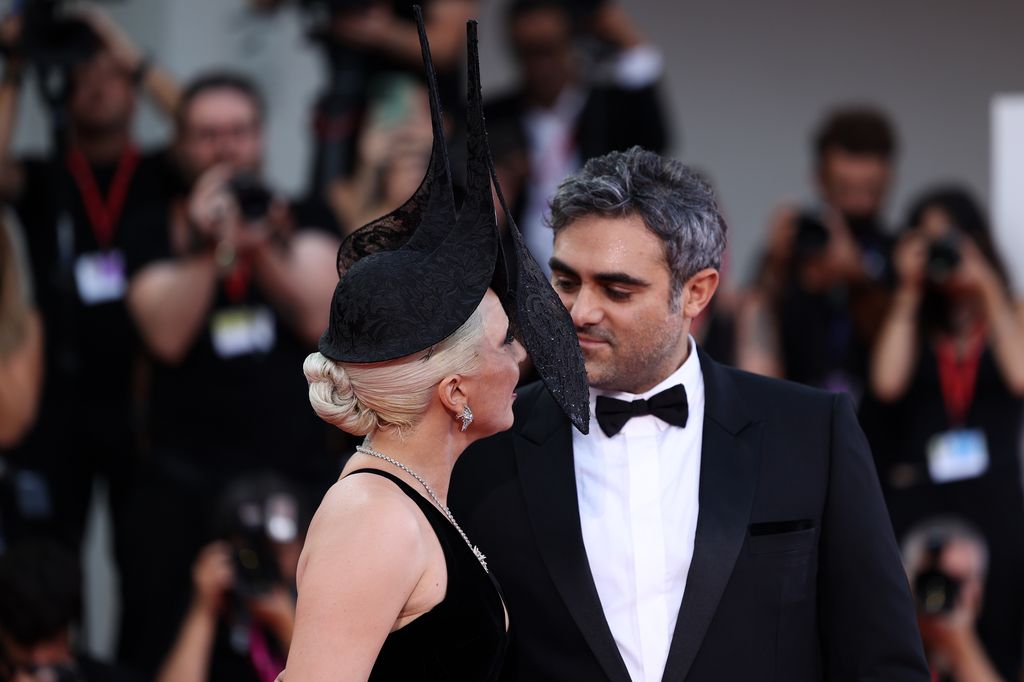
left=0, top=1, right=1021, bottom=681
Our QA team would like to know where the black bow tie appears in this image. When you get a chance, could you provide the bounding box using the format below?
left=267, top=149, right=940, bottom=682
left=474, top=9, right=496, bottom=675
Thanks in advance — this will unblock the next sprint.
left=594, top=384, right=689, bottom=437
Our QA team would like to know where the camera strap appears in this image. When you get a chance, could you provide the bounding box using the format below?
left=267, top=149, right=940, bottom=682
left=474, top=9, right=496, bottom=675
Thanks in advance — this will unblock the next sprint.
left=935, top=324, right=986, bottom=427
left=65, top=144, right=140, bottom=249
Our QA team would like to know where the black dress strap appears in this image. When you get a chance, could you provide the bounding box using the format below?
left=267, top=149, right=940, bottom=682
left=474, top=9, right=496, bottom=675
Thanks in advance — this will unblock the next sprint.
left=343, top=467, right=455, bottom=542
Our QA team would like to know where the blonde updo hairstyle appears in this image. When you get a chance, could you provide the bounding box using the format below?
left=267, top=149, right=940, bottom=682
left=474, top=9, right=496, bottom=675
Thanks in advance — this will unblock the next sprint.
left=303, top=308, right=486, bottom=437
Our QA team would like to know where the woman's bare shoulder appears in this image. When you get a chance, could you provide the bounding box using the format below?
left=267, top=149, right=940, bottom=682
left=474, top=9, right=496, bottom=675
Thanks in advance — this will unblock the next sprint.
left=298, top=471, right=429, bottom=584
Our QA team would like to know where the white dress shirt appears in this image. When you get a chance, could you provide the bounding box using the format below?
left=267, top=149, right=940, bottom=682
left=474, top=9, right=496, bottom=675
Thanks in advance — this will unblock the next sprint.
left=573, top=337, right=704, bottom=682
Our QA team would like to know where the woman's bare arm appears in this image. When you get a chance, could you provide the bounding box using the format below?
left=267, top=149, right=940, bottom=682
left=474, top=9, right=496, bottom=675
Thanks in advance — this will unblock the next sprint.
left=284, top=479, right=433, bottom=682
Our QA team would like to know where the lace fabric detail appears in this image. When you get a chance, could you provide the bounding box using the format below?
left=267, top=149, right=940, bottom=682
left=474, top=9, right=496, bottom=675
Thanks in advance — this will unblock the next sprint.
left=319, top=10, right=590, bottom=434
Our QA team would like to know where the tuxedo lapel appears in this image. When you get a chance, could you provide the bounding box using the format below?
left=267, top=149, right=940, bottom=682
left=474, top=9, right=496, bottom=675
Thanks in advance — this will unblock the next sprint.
left=514, top=389, right=632, bottom=682
left=661, top=351, right=762, bottom=682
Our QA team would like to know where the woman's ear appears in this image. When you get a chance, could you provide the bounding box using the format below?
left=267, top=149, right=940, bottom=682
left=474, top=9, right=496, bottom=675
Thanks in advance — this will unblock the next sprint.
left=682, top=268, right=720, bottom=319
left=436, top=374, right=467, bottom=419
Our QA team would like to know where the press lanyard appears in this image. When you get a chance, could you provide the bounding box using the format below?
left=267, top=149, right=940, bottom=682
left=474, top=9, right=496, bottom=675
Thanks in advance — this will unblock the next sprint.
left=934, top=325, right=986, bottom=427
left=66, top=145, right=140, bottom=249
left=223, top=258, right=253, bottom=304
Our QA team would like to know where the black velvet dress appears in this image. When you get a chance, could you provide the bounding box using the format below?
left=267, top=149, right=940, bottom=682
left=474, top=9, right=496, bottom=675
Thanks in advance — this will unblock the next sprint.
left=347, top=469, right=508, bottom=681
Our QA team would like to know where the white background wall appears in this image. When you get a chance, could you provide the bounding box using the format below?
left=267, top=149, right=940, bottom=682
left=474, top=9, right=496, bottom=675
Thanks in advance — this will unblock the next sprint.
left=10, top=0, right=1021, bottom=656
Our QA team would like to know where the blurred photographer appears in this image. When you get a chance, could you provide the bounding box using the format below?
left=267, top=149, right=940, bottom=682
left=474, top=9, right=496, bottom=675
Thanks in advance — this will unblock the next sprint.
left=739, top=107, right=896, bottom=394
left=0, top=2, right=180, bottom=551
left=486, top=0, right=670, bottom=271
left=118, top=72, right=339, bottom=676
left=0, top=540, right=140, bottom=682
left=0, top=215, right=41, bottom=451
left=155, top=475, right=306, bottom=682
left=325, top=74, right=431, bottom=235
left=250, top=0, right=475, bottom=193
left=869, top=186, right=1024, bottom=680
left=902, top=518, right=1003, bottom=682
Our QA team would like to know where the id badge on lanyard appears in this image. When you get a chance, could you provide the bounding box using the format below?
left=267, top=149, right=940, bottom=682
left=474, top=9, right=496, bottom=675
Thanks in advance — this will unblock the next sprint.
left=926, top=331, right=989, bottom=484
left=210, top=261, right=277, bottom=359
left=66, top=146, right=139, bottom=306
left=74, top=249, right=127, bottom=304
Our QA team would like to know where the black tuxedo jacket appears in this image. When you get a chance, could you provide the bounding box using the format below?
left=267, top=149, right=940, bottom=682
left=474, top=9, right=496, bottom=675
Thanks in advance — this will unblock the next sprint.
left=450, top=350, right=928, bottom=681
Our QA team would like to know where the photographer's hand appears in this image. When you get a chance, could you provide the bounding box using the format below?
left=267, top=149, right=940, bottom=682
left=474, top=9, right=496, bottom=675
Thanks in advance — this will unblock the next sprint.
left=870, top=230, right=928, bottom=403
left=71, top=3, right=181, bottom=115
left=186, top=165, right=241, bottom=255
left=918, top=615, right=1001, bottom=682
left=193, top=541, right=235, bottom=615
left=960, top=235, right=1024, bottom=397
left=154, top=542, right=235, bottom=682
left=249, top=199, right=338, bottom=345
left=823, top=210, right=867, bottom=284
left=759, top=205, right=798, bottom=293
left=587, top=2, right=645, bottom=49
left=892, top=231, right=928, bottom=299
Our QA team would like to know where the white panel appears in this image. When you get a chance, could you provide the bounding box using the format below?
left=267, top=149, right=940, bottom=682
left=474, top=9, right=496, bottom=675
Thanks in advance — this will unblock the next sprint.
left=992, top=95, right=1024, bottom=296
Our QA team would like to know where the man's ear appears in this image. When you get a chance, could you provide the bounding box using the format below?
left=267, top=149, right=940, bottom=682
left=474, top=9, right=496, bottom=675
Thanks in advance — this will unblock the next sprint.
left=681, top=268, right=719, bottom=320
left=436, top=374, right=467, bottom=419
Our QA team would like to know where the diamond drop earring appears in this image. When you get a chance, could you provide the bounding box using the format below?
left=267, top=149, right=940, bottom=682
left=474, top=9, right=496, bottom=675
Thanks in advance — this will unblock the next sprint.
left=459, top=405, right=474, bottom=432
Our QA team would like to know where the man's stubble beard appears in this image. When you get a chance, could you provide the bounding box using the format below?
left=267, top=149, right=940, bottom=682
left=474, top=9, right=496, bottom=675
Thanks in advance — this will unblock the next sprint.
left=584, top=316, right=688, bottom=394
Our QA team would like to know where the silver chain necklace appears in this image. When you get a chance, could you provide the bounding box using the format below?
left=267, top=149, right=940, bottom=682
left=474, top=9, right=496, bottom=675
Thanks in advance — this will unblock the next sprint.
left=355, top=443, right=488, bottom=573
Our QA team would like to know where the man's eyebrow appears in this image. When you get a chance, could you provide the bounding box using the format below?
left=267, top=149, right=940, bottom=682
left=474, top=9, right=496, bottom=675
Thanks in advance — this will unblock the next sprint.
left=593, top=272, right=650, bottom=287
left=549, top=258, right=649, bottom=287
left=549, top=257, right=578, bottom=277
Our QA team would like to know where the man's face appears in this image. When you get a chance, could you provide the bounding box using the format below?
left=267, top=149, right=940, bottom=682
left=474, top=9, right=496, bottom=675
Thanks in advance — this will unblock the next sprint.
left=509, top=8, right=574, bottom=106
left=550, top=214, right=689, bottom=394
left=68, top=51, right=135, bottom=137
left=817, top=148, right=892, bottom=220
left=177, top=89, right=263, bottom=182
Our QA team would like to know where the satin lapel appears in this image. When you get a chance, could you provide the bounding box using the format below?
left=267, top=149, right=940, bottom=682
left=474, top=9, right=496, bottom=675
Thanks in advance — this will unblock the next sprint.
left=661, top=351, right=762, bottom=682
left=515, top=390, right=632, bottom=682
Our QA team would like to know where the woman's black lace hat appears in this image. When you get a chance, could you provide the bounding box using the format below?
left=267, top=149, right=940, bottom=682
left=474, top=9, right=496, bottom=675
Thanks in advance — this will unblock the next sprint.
left=318, top=7, right=589, bottom=434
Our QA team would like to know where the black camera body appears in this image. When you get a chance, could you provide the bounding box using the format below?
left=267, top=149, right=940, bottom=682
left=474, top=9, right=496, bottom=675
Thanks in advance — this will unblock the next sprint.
left=229, top=523, right=281, bottom=598
left=925, top=234, right=961, bottom=283
left=227, top=173, right=274, bottom=223
left=914, top=539, right=962, bottom=616
left=793, top=212, right=831, bottom=257
left=2, top=0, right=104, bottom=72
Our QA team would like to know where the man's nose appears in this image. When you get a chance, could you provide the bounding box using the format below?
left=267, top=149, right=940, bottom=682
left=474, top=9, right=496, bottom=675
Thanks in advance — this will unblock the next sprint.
left=569, top=285, right=603, bottom=328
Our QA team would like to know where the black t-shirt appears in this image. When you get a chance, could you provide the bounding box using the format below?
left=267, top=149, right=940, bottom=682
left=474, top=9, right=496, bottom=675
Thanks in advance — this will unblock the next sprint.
left=123, top=201, right=335, bottom=485
left=14, top=148, right=176, bottom=403
left=776, top=224, right=893, bottom=397
left=75, top=654, right=145, bottom=682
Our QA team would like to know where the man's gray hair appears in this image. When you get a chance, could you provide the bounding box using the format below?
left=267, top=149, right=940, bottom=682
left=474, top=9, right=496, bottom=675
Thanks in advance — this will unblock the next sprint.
left=548, top=146, right=727, bottom=302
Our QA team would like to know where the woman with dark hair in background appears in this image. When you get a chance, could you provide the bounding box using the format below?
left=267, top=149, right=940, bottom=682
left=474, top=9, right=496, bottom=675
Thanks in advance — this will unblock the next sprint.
left=867, top=185, right=1024, bottom=680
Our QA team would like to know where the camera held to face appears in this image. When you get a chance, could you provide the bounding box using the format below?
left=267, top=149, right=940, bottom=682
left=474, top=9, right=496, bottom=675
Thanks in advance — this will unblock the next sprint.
left=925, top=233, right=961, bottom=284
left=913, top=537, right=962, bottom=616
left=227, top=173, right=274, bottom=224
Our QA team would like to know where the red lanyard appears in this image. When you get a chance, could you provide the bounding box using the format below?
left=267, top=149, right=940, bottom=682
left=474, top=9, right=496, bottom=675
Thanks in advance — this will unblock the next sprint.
left=223, top=257, right=253, bottom=304
left=66, top=145, right=140, bottom=249
left=935, top=325, right=986, bottom=427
